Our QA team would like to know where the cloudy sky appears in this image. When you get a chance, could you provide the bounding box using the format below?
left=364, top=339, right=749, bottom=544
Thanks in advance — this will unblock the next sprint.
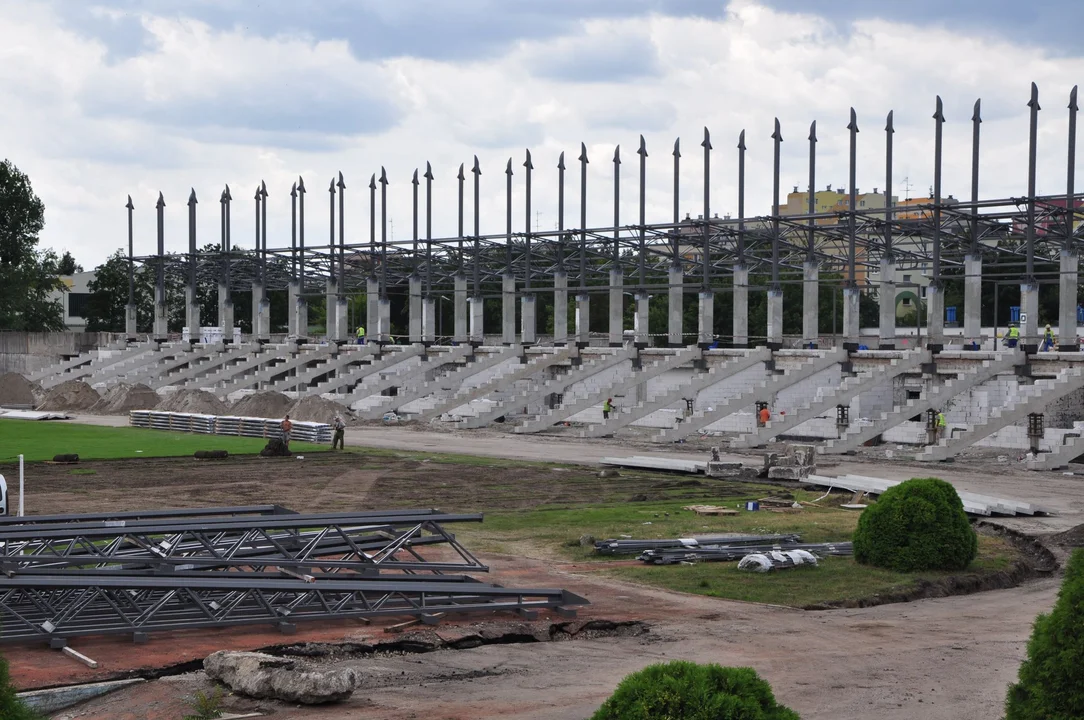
left=2, top=0, right=1081, bottom=268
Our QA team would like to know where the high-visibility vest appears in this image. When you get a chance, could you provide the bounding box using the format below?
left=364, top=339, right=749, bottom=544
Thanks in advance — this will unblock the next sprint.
left=1008, top=326, right=1019, bottom=339
left=357, top=326, right=365, bottom=338
left=937, top=413, right=946, bottom=427
left=603, top=400, right=612, bottom=412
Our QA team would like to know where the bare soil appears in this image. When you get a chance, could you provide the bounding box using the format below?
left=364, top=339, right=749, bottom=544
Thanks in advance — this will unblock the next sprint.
left=37, top=380, right=100, bottom=411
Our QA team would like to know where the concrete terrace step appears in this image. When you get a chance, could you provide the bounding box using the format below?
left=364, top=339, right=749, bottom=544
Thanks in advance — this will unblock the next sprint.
left=1028, top=430, right=1084, bottom=471
left=820, top=348, right=1025, bottom=455
left=350, top=345, right=475, bottom=418
left=218, top=346, right=335, bottom=394
left=579, top=347, right=773, bottom=438
left=305, top=345, right=396, bottom=395
left=386, top=346, right=520, bottom=417
left=268, top=349, right=364, bottom=395
left=418, top=347, right=576, bottom=421
left=654, top=347, right=848, bottom=443
left=730, top=350, right=931, bottom=449
left=117, top=345, right=211, bottom=387
left=918, top=367, right=1084, bottom=462
left=514, top=345, right=703, bottom=434
left=457, top=347, right=635, bottom=430
left=185, top=345, right=285, bottom=391
left=151, top=344, right=256, bottom=389
left=38, top=342, right=157, bottom=388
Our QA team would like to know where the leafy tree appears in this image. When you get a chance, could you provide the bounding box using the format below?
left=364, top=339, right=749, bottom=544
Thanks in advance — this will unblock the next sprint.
left=0, top=651, right=42, bottom=720
left=1005, top=548, right=1084, bottom=719
left=57, top=251, right=83, bottom=275
left=85, top=250, right=137, bottom=332
left=0, top=159, right=64, bottom=331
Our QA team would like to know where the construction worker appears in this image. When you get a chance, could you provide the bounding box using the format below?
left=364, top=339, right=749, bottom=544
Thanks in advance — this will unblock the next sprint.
left=936, top=410, right=947, bottom=442
left=1006, top=323, right=1020, bottom=349
left=280, top=414, right=293, bottom=451
left=758, top=405, right=771, bottom=427
left=332, top=415, right=346, bottom=450
left=1042, top=324, right=1055, bottom=352
left=603, top=398, right=614, bottom=420
left=356, top=326, right=365, bottom=345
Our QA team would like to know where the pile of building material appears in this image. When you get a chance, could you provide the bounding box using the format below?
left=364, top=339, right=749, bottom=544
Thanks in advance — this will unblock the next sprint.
left=0, top=409, right=70, bottom=421
left=289, top=395, right=351, bottom=424
left=594, top=534, right=801, bottom=555
left=738, top=550, right=820, bottom=572
left=761, top=444, right=817, bottom=480
left=803, top=473, right=1053, bottom=517
left=0, top=372, right=43, bottom=408
left=88, top=383, right=159, bottom=414
left=129, top=410, right=333, bottom=444
left=230, top=390, right=294, bottom=419
left=638, top=541, right=853, bottom=565
left=37, top=380, right=100, bottom=412
left=155, top=388, right=229, bottom=415
left=599, top=456, right=707, bottom=474
left=0, top=505, right=589, bottom=646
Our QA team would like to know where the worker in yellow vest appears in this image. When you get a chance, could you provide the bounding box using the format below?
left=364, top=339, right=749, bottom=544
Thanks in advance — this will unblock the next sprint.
left=1006, top=323, right=1019, bottom=349
left=936, top=410, right=947, bottom=442
left=356, top=326, right=365, bottom=345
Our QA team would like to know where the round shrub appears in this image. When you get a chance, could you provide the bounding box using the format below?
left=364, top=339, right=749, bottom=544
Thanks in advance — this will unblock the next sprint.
left=590, top=660, right=799, bottom=720
left=852, top=477, right=977, bottom=572
left=1005, top=548, right=1084, bottom=719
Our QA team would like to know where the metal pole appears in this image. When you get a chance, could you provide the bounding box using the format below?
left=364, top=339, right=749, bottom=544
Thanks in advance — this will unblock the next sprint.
left=637, top=136, right=646, bottom=289
left=703, top=127, right=711, bottom=289
left=579, top=143, right=588, bottom=289
left=771, top=118, right=782, bottom=289
left=1027, top=82, right=1039, bottom=282
left=847, top=109, right=858, bottom=288
left=18, top=454, right=24, bottom=517
left=933, top=96, right=944, bottom=284
left=971, top=100, right=982, bottom=252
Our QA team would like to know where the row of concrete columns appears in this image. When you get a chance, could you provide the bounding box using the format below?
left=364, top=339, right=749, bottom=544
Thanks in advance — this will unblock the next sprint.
left=134, top=250, right=1079, bottom=349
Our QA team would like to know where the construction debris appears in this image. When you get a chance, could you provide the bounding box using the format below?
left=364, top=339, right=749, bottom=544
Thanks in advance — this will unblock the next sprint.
left=683, top=504, right=739, bottom=516
left=155, top=388, right=229, bottom=415
left=0, top=372, right=40, bottom=407
left=738, top=550, right=820, bottom=572
left=803, top=473, right=1054, bottom=517
left=638, top=541, right=853, bottom=565
left=38, top=380, right=100, bottom=412
left=600, top=456, right=706, bottom=474
left=288, top=396, right=351, bottom=424
left=594, top=534, right=802, bottom=555
left=61, top=646, right=99, bottom=669
left=204, top=650, right=358, bottom=705
left=88, top=383, right=160, bottom=414
left=231, top=391, right=294, bottom=419
left=762, top=444, right=817, bottom=480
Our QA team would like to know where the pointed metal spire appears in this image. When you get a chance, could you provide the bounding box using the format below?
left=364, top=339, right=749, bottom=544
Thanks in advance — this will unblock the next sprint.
left=524, top=148, right=533, bottom=170
left=702, top=126, right=712, bottom=150
left=472, top=155, right=481, bottom=176
left=290, top=182, right=296, bottom=199
left=224, top=184, right=232, bottom=202
left=424, top=161, right=434, bottom=181
left=579, top=142, right=589, bottom=164
left=296, top=177, right=304, bottom=194
left=772, top=118, right=782, bottom=142
left=412, top=168, right=419, bottom=185
left=637, top=134, right=647, bottom=158
left=933, top=95, right=945, bottom=122
left=126, top=194, right=134, bottom=210
left=379, top=167, right=388, bottom=185
left=260, top=180, right=268, bottom=198
left=505, top=158, right=513, bottom=176
left=558, top=151, right=565, bottom=170
left=157, top=191, right=165, bottom=209
left=337, top=171, right=346, bottom=190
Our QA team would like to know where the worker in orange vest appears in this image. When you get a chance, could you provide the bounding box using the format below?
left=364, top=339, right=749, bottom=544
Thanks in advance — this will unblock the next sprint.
left=758, top=406, right=771, bottom=427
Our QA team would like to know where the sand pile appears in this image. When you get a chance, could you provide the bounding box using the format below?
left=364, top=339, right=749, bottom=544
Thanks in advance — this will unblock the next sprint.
left=38, top=380, right=101, bottom=411
left=288, top=396, right=351, bottom=424
left=0, top=373, right=37, bottom=406
left=231, top=391, right=294, bottom=419
left=155, top=389, right=229, bottom=415
left=89, top=383, right=161, bottom=415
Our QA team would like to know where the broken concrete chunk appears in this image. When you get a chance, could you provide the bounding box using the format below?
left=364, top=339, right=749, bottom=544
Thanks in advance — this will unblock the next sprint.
left=204, top=650, right=357, bottom=705
left=767, top=465, right=813, bottom=480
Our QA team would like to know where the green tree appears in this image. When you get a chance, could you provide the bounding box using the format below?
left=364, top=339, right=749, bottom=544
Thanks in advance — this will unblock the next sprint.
left=57, top=251, right=83, bottom=275
left=0, top=159, right=64, bottom=331
left=0, top=651, right=41, bottom=720
left=1005, top=548, right=1084, bottom=719
left=85, top=250, right=137, bottom=332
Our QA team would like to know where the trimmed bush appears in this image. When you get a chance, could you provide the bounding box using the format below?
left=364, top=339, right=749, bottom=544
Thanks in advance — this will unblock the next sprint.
left=590, top=660, right=799, bottom=720
left=1005, top=548, right=1084, bottom=719
left=0, top=652, right=41, bottom=720
left=852, top=477, right=976, bottom=572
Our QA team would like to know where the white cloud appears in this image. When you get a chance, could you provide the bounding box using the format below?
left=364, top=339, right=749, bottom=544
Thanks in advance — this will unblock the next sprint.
left=0, top=0, right=1080, bottom=269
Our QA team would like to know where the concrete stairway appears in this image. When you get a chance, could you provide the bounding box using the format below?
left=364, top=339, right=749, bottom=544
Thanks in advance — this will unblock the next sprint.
left=1028, top=431, right=1084, bottom=471
left=26, top=336, right=130, bottom=384
left=729, top=350, right=931, bottom=449
left=186, top=345, right=284, bottom=391
left=35, top=342, right=155, bottom=388
left=821, top=349, right=1025, bottom=455
left=383, top=346, right=519, bottom=417
left=156, top=343, right=256, bottom=389
left=268, top=349, right=363, bottom=394
left=125, top=345, right=217, bottom=388
left=917, top=366, right=1084, bottom=462
left=218, top=346, right=335, bottom=394
left=458, top=347, right=635, bottom=430
left=655, top=347, right=848, bottom=443
left=417, top=347, right=576, bottom=421
left=313, top=345, right=422, bottom=395
left=579, top=348, right=773, bottom=438
left=514, top=346, right=702, bottom=434
left=349, top=345, right=475, bottom=418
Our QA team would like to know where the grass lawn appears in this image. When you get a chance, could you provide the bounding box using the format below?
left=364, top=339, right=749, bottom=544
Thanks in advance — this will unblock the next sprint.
left=0, top=419, right=327, bottom=462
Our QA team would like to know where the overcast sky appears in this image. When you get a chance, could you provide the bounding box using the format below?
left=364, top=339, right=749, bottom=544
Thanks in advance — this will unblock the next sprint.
left=2, top=0, right=1081, bottom=269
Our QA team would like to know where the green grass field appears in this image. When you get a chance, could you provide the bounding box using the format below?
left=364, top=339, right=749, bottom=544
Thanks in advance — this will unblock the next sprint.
left=0, top=419, right=327, bottom=462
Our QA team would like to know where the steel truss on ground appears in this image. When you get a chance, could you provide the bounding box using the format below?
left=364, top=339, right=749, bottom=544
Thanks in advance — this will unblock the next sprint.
left=124, top=84, right=1081, bottom=306
left=0, top=507, right=588, bottom=646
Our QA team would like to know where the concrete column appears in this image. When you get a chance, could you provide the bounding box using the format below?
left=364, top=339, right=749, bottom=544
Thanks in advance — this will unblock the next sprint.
left=287, top=281, right=300, bottom=337
left=879, top=257, right=896, bottom=349
left=803, top=261, right=819, bottom=348
left=469, top=295, right=484, bottom=343
left=634, top=292, right=650, bottom=346
left=926, top=284, right=945, bottom=346
left=421, top=297, right=436, bottom=343
left=378, top=297, right=391, bottom=342
left=325, top=279, right=337, bottom=340
left=218, top=282, right=233, bottom=343
left=842, top=286, right=861, bottom=345
left=366, top=277, right=380, bottom=344
left=153, top=290, right=168, bottom=338
left=668, top=265, right=683, bottom=346
left=766, top=289, right=783, bottom=346
left=575, top=293, right=590, bottom=344
left=553, top=272, right=568, bottom=346
left=335, top=297, right=349, bottom=342
left=698, top=291, right=714, bottom=345
left=126, top=303, right=138, bottom=339
left=964, top=254, right=982, bottom=347
left=501, top=274, right=516, bottom=345
left=1059, top=250, right=1079, bottom=350
left=294, top=296, right=307, bottom=340
left=1020, top=281, right=1039, bottom=347
left=185, top=287, right=200, bottom=341
left=521, top=294, right=537, bottom=345
left=253, top=282, right=269, bottom=340
left=408, top=276, right=423, bottom=343
left=453, top=275, right=468, bottom=343
left=733, top=266, right=748, bottom=347
left=608, top=269, right=623, bottom=346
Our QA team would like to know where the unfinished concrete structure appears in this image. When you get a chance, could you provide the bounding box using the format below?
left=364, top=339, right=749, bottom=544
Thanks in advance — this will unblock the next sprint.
left=30, top=83, right=1083, bottom=466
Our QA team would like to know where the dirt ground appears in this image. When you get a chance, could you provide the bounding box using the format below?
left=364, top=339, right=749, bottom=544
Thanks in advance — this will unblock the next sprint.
left=8, top=419, right=1084, bottom=719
